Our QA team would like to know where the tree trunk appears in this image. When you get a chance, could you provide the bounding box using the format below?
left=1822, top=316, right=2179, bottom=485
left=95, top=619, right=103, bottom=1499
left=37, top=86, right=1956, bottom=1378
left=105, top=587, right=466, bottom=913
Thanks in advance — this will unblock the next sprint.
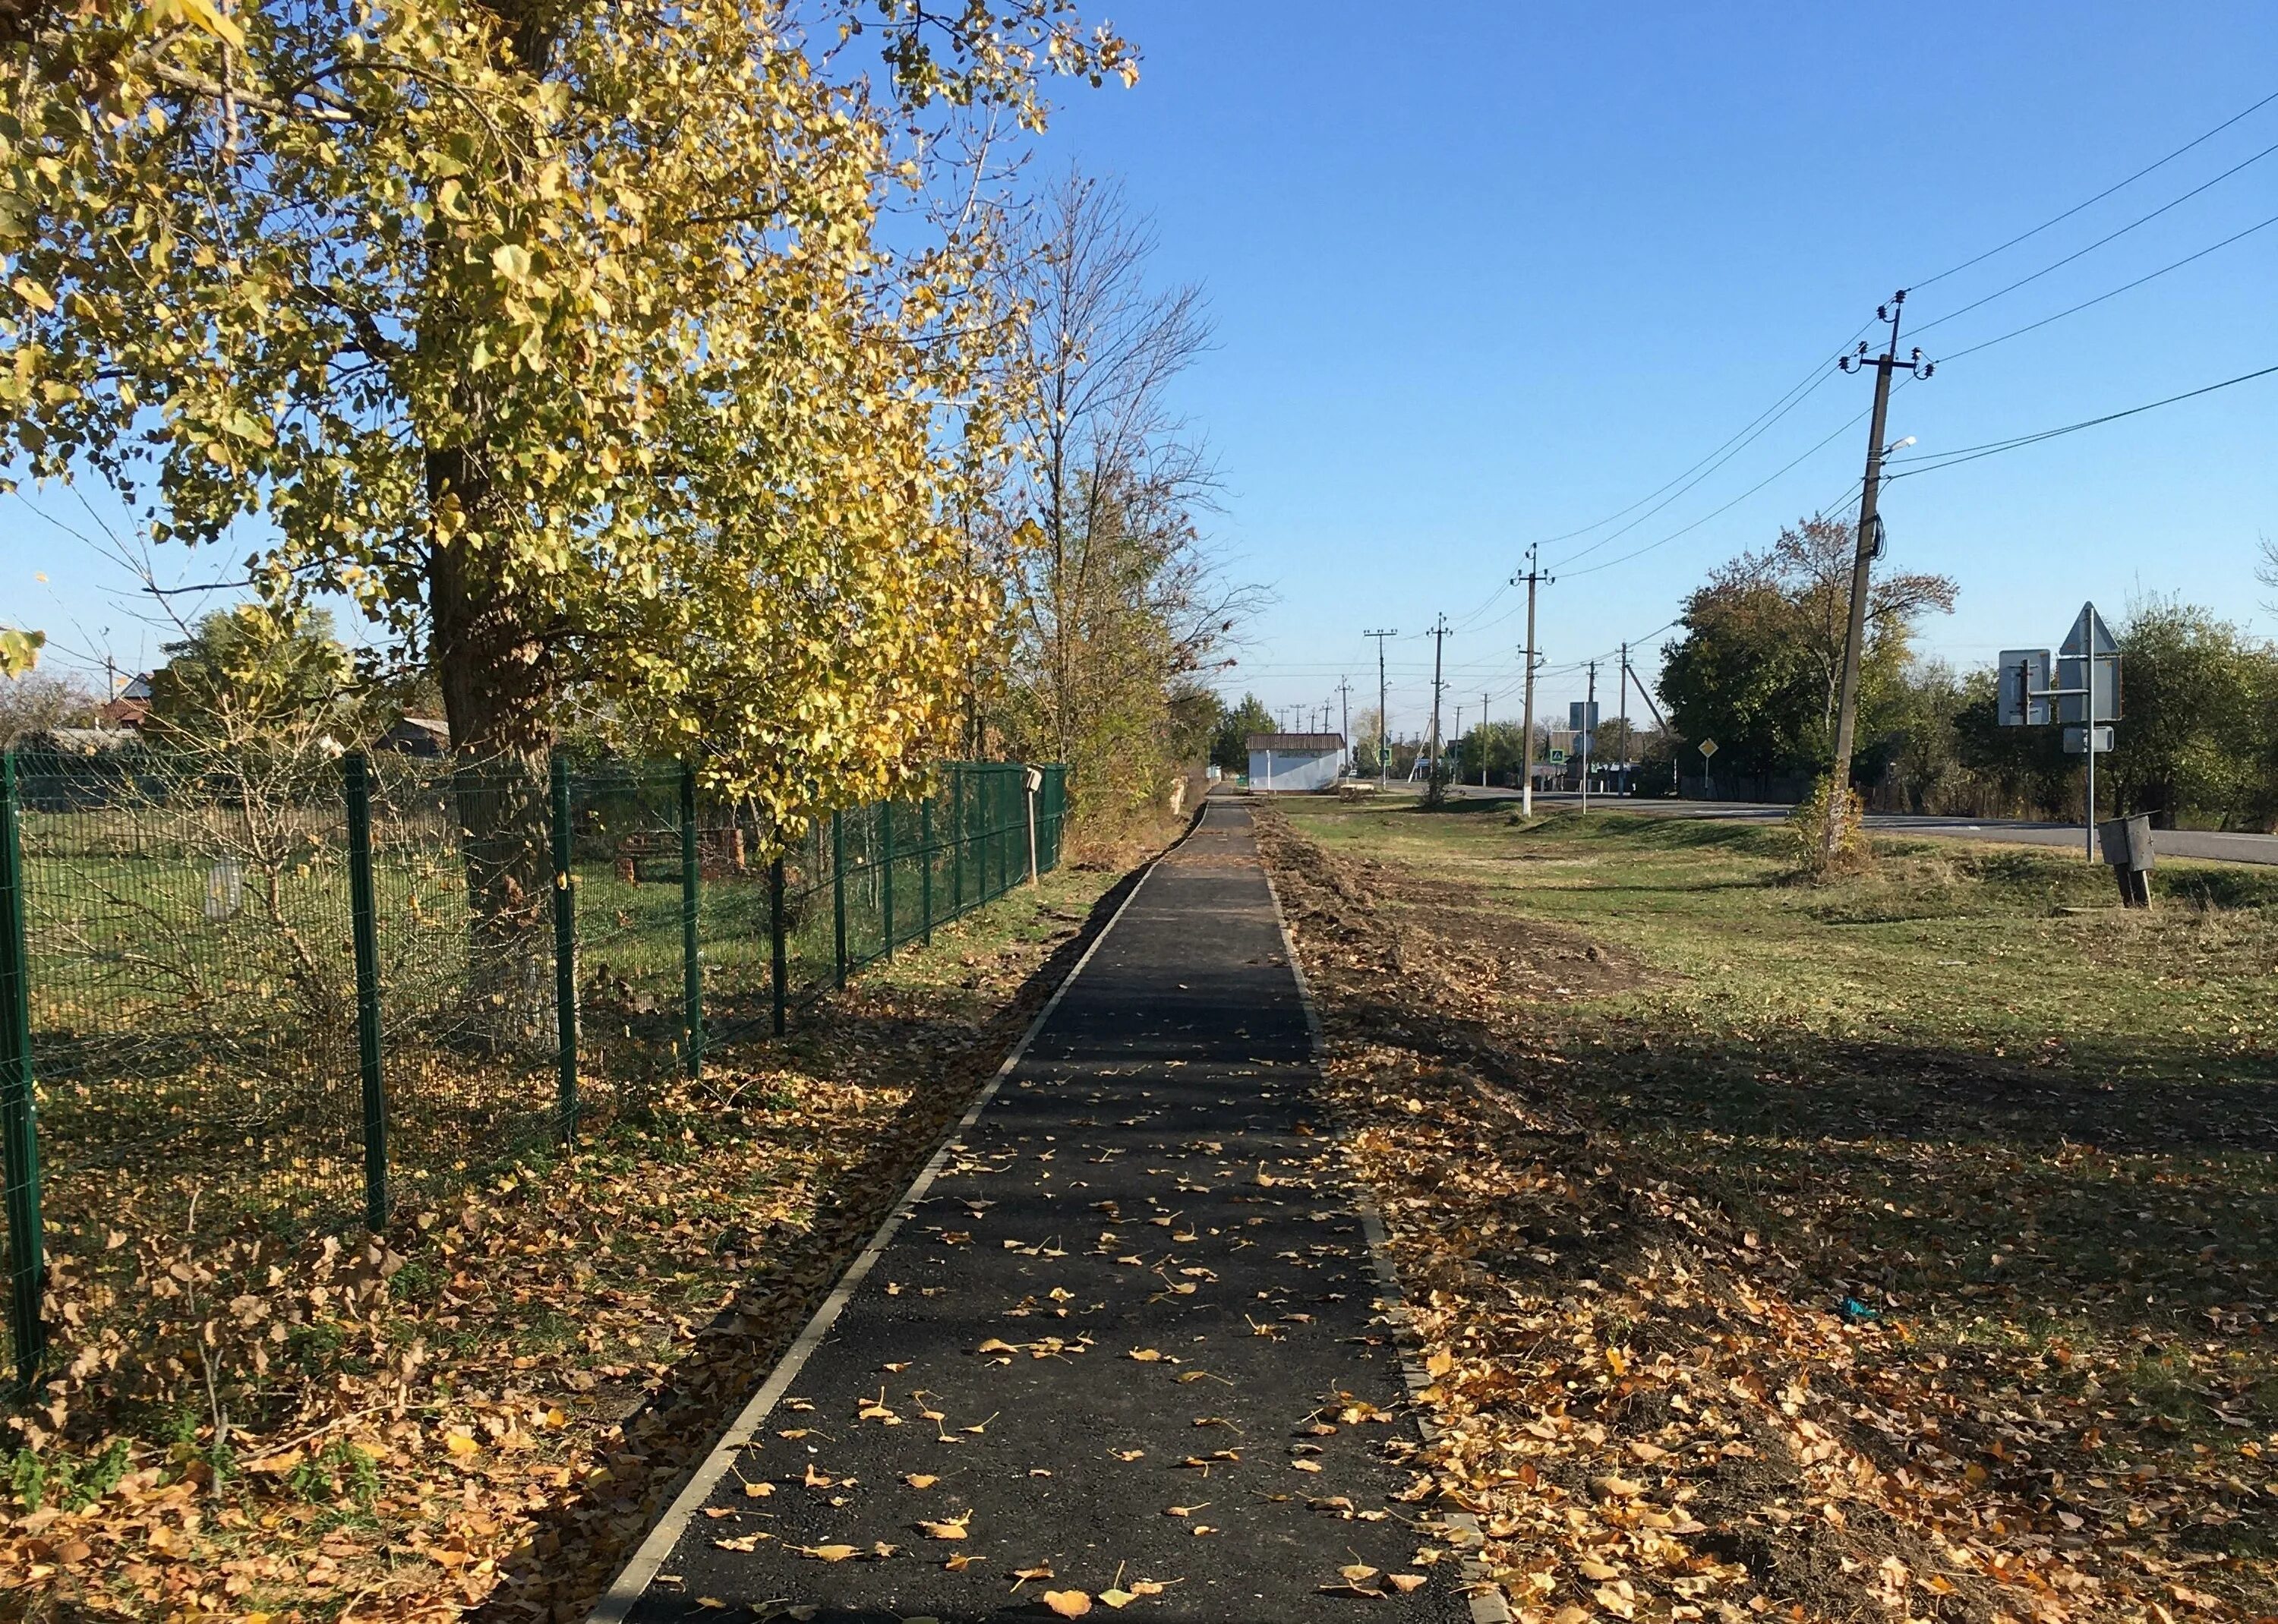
left=427, top=445, right=560, bottom=1049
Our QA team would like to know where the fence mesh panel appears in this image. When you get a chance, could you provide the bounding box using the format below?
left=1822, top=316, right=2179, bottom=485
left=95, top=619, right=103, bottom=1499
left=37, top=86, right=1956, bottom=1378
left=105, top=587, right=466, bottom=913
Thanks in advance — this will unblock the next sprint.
left=0, top=749, right=1069, bottom=1383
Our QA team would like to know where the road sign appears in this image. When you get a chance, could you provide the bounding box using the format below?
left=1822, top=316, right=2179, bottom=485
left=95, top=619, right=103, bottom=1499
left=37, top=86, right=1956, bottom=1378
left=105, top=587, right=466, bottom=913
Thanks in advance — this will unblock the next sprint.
left=1699, top=739, right=1718, bottom=758
left=2056, top=602, right=2122, bottom=724
left=1996, top=650, right=2052, bottom=727
left=1547, top=749, right=1567, bottom=765
left=2060, top=601, right=2119, bottom=660
left=2063, top=725, right=2115, bottom=754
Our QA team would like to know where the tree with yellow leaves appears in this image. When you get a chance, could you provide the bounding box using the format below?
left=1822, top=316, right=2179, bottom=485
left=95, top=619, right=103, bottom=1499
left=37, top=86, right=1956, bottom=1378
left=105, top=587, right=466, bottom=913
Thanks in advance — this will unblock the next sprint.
left=1, top=0, right=1134, bottom=832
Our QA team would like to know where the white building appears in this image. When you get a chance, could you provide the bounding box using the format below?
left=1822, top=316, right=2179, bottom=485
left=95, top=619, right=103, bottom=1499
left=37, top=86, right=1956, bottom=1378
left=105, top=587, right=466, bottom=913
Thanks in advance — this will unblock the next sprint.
left=1247, top=733, right=1345, bottom=792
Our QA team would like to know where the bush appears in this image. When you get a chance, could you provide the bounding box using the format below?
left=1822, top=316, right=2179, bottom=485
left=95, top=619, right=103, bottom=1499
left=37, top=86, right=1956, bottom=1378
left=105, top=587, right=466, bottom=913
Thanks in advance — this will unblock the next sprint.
left=1787, top=775, right=1871, bottom=878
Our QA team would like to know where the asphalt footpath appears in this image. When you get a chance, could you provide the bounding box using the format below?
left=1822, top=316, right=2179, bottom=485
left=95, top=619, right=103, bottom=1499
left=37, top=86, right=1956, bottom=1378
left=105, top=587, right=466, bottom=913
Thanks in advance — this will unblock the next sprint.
left=601, top=801, right=1478, bottom=1624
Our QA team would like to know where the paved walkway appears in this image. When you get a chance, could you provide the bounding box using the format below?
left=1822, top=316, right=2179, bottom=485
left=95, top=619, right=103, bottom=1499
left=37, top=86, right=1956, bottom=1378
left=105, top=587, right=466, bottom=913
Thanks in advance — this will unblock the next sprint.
left=602, top=803, right=1472, bottom=1623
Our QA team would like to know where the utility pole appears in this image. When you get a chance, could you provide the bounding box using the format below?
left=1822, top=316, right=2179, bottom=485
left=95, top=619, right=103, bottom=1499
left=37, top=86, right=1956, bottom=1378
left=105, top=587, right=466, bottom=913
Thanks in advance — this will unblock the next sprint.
left=1513, top=547, right=1552, bottom=816
left=1335, top=677, right=1352, bottom=772
left=1580, top=661, right=1598, bottom=812
left=1617, top=644, right=1632, bottom=798
left=1363, top=629, right=1396, bottom=788
left=1827, top=292, right=1933, bottom=861
left=1480, top=694, right=1490, bottom=787
left=1428, top=614, right=1450, bottom=787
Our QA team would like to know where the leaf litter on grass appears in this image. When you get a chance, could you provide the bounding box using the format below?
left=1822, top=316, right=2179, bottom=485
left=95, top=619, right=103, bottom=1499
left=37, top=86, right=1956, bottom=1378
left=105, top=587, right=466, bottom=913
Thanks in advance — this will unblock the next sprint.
left=0, top=869, right=1131, bottom=1624
left=1254, top=803, right=2278, bottom=1624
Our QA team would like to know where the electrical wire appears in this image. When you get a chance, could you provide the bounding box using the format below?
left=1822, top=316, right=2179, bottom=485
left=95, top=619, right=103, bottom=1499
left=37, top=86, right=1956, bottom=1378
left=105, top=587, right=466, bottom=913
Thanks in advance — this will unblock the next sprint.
left=1556, top=406, right=1879, bottom=581
left=1909, top=86, right=2278, bottom=292
left=1910, top=134, right=2278, bottom=339
left=1936, top=207, right=2278, bottom=364
left=1510, top=319, right=1869, bottom=557
left=1884, top=361, right=2278, bottom=479
left=1546, top=364, right=1844, bottom=572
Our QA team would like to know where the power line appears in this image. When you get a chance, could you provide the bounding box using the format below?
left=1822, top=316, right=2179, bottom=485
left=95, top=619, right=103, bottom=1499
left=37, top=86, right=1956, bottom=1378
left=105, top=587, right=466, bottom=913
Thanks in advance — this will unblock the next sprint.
left=1547, top=364, right=1844, bottom=571
left=1910, top=134, right=2278, bottom=339
left=1507, top=90, right=2278, bottom=583
left=1937, top=207, right=2278, bottom=364
left=1556, top=399, right=1885, bottom=581
left=1909, top=86, right=2278, bottom=292
left=1885, top=361, right=2278, bottom=480
left=1519, top=325, right=1872, bottom=559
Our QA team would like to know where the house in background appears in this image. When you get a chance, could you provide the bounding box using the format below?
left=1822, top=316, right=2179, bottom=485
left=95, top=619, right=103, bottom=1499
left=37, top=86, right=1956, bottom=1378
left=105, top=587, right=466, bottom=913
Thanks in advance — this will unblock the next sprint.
left=377, top=715, right=450, bottom=757
left=96, top=673, right=152, bottom=729
left=1246, top=732, right=1345, bottom=792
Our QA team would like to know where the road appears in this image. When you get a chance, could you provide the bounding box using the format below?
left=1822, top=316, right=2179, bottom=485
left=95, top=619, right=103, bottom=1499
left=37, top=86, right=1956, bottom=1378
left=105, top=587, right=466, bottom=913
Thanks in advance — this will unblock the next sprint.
left=1428, top=786, right=2278, bottom=867
left=597, top=802, right=1476, bottom=1624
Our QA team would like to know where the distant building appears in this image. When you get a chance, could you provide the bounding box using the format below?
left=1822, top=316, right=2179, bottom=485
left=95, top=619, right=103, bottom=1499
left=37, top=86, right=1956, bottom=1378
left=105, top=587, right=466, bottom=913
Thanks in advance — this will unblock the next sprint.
left=377, top=715, right=450, bottom=757
left=1246, top=733, right=1345, bottom=793
left=24, top=727, right=140, bottom=756
left=96, top=673, right=151, bottom=730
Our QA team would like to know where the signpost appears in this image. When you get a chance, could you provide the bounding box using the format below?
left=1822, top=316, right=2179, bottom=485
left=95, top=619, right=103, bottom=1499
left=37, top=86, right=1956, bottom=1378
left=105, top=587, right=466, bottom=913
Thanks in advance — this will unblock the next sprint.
left=1699, top=738, right=1718, bottom=801
left=1999, top=603, right=2121, bottom=859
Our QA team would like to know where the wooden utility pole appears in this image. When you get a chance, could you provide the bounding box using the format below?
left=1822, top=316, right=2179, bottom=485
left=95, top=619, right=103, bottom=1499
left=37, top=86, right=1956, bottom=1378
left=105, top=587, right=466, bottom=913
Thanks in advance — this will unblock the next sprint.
left=1827, top=292, right=1933, bottom=861
left=1580, top=661, right=1598, bottom=812
left=1513, top=547, right=1552, bottom=815
left=1428, top=614, right=1450, bottom=785
left=1363, top=629, right=1396, bottom=787
left=1480, top=694, right=1491, bottom=787
left=1335, top=676, right=1352, bottom=771
left=1617, top=643, right=1631, bottom=797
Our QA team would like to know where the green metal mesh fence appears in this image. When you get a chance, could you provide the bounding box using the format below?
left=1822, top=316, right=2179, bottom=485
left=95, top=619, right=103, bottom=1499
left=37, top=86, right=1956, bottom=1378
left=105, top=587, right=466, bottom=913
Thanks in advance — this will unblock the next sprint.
left=0, top=750, right=1067, bottom=1387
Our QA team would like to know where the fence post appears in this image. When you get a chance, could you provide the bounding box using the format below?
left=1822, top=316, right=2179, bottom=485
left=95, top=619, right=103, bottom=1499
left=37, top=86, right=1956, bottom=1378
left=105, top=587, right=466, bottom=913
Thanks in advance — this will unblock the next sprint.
left=880, top=800, right=895, bottom=957
left=951, top=770, right=964, bottom=919
left=680, top=762, right=702, bottom=1077
left=770, top=853, right=787, bottom=1036
left=0, top=752, right=45, bottom=1392
left=831, top=809, right=847, bottom=988
left=548, top=755, right=580, bottom=1140
left=342, top=752, right=389, bottom=1232
left=919, top=797, right=933, bottom=946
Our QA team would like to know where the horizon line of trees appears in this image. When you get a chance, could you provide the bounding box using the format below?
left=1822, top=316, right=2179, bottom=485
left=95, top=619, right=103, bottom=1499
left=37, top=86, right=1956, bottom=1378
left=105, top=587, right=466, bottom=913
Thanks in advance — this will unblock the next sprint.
left=1653, top=513, right=2278, bottom=831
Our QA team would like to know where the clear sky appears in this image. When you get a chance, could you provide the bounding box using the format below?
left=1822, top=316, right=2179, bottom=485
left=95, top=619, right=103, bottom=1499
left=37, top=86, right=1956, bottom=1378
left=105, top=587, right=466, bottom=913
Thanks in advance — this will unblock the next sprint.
left=6, top=3, right=2276, bottom=742
left=1033, top=2, right=2278, bottom=739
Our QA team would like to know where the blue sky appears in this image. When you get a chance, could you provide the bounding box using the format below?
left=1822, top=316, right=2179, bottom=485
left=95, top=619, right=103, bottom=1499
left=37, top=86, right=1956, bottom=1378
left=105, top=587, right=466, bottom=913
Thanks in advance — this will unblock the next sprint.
left=1033, top=2, right=2278, bottom=737
left=6, top=2, right=2276, bottom=743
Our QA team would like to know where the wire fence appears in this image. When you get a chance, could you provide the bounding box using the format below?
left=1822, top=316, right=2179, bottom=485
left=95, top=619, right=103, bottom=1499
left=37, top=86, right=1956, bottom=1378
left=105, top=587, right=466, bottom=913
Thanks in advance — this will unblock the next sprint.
left=0, top=749, right=1066, bottom=1387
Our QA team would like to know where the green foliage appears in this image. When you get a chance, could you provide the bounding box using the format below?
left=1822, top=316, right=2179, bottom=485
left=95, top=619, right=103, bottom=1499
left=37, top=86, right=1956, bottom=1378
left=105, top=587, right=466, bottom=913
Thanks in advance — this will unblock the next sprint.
left=289, top=1440, right=378, bottom=1509
left=1455, top=720, right=1529, bottom=782
left=8, top=1438, right=130, bottom=1512
left=1658, top=516, right=1955, bottom=780
left=2102, top=599, right=2276, bottom=829
left=144, top=604, right=358, bottom=743
left=1786, top=774, right=1870, bottom=879
left=1212, top=693, right=1275, bottom=774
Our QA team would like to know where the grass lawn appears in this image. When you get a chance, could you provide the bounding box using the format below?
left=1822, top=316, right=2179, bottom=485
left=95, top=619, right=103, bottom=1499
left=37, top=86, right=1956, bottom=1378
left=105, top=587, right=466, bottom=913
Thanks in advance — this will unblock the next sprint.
left=1260, top=797, right=2278, bottom=1621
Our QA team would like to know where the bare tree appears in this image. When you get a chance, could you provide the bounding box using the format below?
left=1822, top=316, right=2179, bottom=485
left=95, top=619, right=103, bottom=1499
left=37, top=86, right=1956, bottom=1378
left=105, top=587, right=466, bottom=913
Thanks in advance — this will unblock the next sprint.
left=0, top=669, right=100, bottom=745
left=995, top=169, right=1265, bottom=825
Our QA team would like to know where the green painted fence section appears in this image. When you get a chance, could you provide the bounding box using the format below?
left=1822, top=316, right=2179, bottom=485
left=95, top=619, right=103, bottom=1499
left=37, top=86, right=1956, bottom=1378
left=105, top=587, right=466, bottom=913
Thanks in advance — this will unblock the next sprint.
left=0, top=750, right=1067, bottom=1389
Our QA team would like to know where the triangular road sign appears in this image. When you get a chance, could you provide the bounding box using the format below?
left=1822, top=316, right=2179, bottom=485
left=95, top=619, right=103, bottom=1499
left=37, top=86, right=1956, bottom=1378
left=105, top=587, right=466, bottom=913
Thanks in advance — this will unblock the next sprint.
left=2059, top=601, right=2118, bottom=659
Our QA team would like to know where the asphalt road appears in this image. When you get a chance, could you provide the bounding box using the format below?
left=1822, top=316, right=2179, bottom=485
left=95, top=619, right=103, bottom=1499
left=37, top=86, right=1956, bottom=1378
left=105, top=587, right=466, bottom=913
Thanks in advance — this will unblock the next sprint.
left=606, top=802, right=1475, bottom=1624
left=1431, top=785, right=2278, bottom=867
